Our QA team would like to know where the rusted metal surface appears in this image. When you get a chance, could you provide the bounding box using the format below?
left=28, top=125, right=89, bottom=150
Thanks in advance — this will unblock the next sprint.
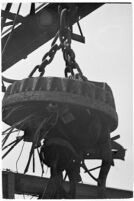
left=2, top=77, right=123, bottom=163
left=1, top=3, right=128, bottom=198
left=2, top=3, right=104, bottom=72
left=2, top=77, right=118, bottom=132
left=2, top=76, right=127, bottom=199
left=2, top=77, right=125, bottom=198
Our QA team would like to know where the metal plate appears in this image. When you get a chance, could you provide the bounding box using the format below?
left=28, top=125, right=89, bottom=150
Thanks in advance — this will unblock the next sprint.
left=3, top=77, right=118, bottom=132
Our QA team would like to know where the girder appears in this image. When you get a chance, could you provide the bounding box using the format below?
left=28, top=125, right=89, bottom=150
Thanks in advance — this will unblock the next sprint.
left=2, top=3, right=104, bottom=72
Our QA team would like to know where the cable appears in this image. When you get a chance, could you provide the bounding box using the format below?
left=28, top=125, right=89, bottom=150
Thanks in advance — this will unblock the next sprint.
left=41, top=180, right=50, bottom=199
left=2, top=136, right=24, bottom=159
left=2, top=3, right=22, bottom=56
left=2, top=75, right=19, bottom=83
left=16, top=141, right=25, bottom=173
left=37, top=147, right=44, bottom=176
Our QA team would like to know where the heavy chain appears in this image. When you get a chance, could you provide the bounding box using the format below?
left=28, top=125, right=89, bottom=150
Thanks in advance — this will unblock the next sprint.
left=29, top=43, right=61, bottom=77
left=29, top=6, right=85, bottom=80
left=59, top=8, right=85, bottom=80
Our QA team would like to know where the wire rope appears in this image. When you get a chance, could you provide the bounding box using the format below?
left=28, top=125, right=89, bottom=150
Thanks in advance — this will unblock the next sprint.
left=16, top=141, right=25, bottom=173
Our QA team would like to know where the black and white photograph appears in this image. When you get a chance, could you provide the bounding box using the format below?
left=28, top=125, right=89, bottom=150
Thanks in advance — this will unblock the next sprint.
left=1, top=1, right=133, bottom=199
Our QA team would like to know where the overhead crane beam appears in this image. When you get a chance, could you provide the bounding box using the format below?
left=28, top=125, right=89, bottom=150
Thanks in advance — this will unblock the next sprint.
left=2, top=3, right=104, bottom=72
left=2, top=170, right=133, bottom=199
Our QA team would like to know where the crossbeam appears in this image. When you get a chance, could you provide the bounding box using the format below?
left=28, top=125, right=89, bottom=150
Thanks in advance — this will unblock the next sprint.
left=1, top=10, right=24, bottom=22
left=1, top=3, right=12, bottom=31
left=2, top=170, right=133, bottom=199
left=2, top=3, right=104, bottom=72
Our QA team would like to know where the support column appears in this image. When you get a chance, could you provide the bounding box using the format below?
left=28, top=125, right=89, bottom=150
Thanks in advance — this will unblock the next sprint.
left=3, top=171, right=15, bottom=199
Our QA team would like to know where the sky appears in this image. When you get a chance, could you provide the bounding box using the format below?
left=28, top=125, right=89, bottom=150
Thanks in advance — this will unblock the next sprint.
left=2, top=2, right=133, bottom=192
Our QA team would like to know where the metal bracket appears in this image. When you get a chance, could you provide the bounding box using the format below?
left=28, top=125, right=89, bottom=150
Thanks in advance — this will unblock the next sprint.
left=71, top=32, right=85, bottom=43
left=71, top=21, right=85, bottom=43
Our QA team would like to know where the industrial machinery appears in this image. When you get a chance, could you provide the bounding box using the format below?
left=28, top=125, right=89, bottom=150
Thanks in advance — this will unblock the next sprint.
left=2, top=3, right=126, bottom=199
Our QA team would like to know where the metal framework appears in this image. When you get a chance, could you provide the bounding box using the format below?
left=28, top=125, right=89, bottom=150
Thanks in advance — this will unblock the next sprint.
left=2, top=170, right=133, bottom=199
left=2, top=3, right=104, bottom=72
left=1, top=2, right=132, bottom=199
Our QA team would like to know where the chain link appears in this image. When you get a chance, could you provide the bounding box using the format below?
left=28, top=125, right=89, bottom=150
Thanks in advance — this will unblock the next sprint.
left=29, top=6, right=85, bottom=80
left=29, top=65, right=39, bottom=77
left=59, top=8, right=85, bottom=80
left=29, top=43, right=61, bottom=77
left=39, top=44, right=61, bottom=75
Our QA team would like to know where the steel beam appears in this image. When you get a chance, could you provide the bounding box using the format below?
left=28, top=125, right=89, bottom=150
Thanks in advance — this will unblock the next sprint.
left=1, top=3, right=12, bottom=31
left=2, top=171, right=15, bottom=198
left=2, top=170, right=133, bottom=199
left=1, top=10, right=24, bottom=22
left=2, top=3, right=104, bottom=72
